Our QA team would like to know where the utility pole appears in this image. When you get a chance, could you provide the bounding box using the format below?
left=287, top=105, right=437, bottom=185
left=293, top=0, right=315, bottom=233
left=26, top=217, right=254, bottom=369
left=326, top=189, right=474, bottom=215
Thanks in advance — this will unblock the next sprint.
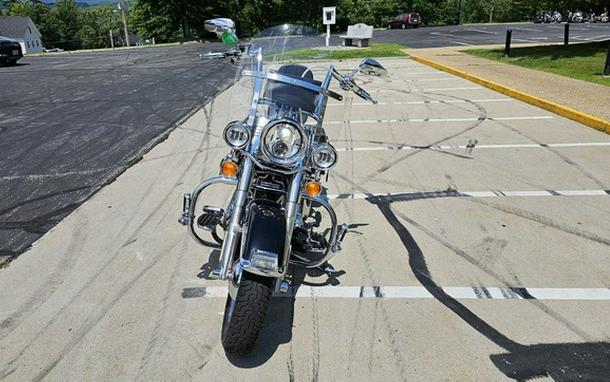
left=118, top=0, right=130, bottom=47
left=109, top=30, right=115, bottom=49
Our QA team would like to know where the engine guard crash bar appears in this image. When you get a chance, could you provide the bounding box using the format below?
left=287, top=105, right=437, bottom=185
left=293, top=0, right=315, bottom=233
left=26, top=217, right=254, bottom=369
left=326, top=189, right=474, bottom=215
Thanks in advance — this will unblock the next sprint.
left=179, top=177, right=347, bottom=272
left=178, top=176, right=238, bottom=248
left=288, top=193, right=345, bottom=269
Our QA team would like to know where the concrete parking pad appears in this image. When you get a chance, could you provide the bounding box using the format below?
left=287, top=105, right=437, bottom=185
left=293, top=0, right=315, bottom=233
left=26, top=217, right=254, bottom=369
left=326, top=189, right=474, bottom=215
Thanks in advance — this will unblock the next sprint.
left=0, top=57, right=609, bottom=381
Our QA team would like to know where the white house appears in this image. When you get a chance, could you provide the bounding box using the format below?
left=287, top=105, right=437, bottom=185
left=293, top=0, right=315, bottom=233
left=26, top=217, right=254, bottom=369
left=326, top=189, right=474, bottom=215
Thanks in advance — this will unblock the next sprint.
left=0, top=16, right=43, bottom=54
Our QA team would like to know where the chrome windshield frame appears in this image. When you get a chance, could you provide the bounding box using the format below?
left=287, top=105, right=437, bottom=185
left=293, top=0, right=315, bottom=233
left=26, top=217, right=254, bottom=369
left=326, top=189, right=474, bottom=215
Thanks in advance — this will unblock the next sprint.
left=242, top=69, right=343, bottom=102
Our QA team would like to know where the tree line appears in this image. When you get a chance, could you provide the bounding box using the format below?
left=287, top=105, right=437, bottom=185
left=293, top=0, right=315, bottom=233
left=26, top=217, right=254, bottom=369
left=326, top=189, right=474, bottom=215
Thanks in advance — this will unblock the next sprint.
left=1, top=0, right=124, bottom=49
left=1, top=0, right=608, bottom=50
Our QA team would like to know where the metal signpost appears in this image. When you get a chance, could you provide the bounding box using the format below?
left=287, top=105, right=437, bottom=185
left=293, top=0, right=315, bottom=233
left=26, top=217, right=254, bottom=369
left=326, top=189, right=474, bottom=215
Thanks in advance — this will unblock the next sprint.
left=323, top=6, right=336, bottom=48
left=605, top=40, right=610, bottom=77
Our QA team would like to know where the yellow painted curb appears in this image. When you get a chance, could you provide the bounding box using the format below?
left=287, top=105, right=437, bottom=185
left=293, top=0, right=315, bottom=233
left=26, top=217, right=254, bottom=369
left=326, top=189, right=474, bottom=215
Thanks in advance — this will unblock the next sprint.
left=410, top=54, right=610, bottom=134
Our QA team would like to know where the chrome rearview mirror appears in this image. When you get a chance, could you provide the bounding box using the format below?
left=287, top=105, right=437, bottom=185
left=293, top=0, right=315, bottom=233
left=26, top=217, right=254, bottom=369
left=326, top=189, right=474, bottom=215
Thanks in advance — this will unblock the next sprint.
left=204, top=18, right=238, bottom=45
left=354, top=58, right=388, bottom=78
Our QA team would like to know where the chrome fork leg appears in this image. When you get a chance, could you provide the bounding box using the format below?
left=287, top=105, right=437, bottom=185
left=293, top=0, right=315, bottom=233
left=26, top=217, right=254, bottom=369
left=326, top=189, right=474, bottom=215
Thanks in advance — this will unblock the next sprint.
left=218, top=158, right=253, bottom=279
left=281, top=171, right=303, bottom=273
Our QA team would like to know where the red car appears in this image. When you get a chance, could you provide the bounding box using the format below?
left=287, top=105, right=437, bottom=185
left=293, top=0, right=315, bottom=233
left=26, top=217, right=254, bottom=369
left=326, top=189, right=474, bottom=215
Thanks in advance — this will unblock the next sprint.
left=387, top=12, right=422, bottom=29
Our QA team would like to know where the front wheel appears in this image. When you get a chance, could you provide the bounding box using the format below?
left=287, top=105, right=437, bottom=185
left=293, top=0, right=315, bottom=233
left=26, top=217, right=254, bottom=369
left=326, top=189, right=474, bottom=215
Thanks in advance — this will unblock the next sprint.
left=221, top=271, right=273, bottom=354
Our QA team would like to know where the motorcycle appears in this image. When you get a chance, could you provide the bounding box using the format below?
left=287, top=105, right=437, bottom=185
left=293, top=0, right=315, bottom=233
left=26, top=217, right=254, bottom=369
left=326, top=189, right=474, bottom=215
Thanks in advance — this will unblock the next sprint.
left=570, top=10, right=586, bottom=23
left=551, top=11, right=563, bottom=23
left=600, top=10, right=609, bottom=23
left=178, top=18, right=387, bottom=354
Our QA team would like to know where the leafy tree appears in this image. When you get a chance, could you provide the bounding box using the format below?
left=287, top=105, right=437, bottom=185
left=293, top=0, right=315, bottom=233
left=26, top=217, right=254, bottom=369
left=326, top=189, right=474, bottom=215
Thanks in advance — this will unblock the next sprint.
left=78, top=6, right=122, bottom=49
left=54, top=0, right=80, bottom=49
left=131, top=0, right=177, bottom=41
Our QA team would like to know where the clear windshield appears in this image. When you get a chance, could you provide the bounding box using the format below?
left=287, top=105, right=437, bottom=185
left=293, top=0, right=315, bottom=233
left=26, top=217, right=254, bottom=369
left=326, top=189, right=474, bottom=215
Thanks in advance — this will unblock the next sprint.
left=221, top=24, right=325, bottom=124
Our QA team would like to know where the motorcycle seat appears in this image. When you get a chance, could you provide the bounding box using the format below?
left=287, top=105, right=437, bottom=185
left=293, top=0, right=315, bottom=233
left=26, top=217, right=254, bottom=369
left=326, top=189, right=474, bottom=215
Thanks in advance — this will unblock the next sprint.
left=264, top=64, right=321, bottom=114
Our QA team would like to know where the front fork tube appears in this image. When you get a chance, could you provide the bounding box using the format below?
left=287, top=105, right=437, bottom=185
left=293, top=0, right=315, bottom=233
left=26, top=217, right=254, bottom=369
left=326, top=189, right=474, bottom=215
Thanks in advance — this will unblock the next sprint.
left=282, top=171, right=303, bottom=273
left=218, top=158, right=254, bottom=280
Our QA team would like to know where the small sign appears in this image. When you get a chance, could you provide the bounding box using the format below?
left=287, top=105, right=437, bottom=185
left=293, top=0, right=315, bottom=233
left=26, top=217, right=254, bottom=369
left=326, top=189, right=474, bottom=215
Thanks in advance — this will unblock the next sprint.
left=323, top=7, right=336, bottom=25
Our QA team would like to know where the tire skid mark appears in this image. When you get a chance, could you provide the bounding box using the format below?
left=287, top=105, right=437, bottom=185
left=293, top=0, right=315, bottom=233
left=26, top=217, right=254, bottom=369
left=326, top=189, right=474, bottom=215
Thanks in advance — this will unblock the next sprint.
left=0, top=94, right=221, bottom=379
left=380, top=199, right=596, bottom=341
left=329, top=142, right=409, bottom=379
left=310, top=289, right=320, bottom=382
left=467, top=197, right=610, bottom=248
left=332, top=88, right=488, bottom=212
left=492, top=119, right=609, bottom=190
left=29, top=237, right=189, bottom=382
left=287, top=341, right=295, bottom=382
left=339, top=146, right=597, bottom=344
left=136, top=103, right=217, bottom=380
left=0, top=213, right=88, bottom=339
left=134, top=238, right=186, bottom=380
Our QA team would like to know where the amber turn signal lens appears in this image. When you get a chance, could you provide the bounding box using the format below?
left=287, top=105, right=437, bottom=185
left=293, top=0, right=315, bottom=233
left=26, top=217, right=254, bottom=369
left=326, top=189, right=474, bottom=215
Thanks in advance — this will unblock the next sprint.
left=305, top=181, right=321, bottom=197
left=220, top=161, right=238, bottom=177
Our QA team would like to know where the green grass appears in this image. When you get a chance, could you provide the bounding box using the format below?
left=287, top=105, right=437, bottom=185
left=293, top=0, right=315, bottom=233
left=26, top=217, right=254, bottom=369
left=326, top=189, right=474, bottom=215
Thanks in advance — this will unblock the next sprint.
left=266, top=43, right=407, bottom=61
left=463, top=42, right=610, bottom=87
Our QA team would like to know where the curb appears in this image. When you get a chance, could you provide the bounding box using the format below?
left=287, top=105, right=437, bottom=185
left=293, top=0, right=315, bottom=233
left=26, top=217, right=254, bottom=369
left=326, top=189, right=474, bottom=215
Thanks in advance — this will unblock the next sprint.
left=410, top=54, right=610, bottom=134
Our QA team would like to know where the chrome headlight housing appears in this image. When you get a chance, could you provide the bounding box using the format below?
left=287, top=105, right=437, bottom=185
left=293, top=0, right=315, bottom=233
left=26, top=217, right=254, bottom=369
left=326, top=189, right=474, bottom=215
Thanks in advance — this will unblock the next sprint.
left=261, top=119, right=306, bottom=166
left=311, top=143, right=337, bottom=170
left=223, top=120, right=250, bottom=149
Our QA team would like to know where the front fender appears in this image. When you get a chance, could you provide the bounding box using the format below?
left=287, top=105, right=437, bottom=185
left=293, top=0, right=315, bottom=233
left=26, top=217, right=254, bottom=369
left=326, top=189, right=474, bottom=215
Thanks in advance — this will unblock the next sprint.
left=240, top=200, right=287, bottom=277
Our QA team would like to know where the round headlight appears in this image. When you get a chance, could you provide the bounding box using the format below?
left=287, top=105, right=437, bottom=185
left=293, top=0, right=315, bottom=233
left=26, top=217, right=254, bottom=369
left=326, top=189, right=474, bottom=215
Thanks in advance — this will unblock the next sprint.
left=312, top=144, right=337, bottom=170
left=223, top=121, right=250, bottom=149
left=262, top=120, right=305, bottom=165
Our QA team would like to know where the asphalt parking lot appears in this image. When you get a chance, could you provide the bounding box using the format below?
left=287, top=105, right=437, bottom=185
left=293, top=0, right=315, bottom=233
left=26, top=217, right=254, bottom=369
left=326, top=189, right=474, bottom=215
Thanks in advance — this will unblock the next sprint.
left=1, top=57, right=608, bottom=381
left=0, top=43, right=234, bottom=260
left=370, top=22, right=610, bottom=47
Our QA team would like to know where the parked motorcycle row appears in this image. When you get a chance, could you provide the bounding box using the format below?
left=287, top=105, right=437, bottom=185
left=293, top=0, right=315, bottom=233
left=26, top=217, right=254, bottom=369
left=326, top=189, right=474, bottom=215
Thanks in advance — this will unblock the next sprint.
left=534, top=9, right=609, bottom=23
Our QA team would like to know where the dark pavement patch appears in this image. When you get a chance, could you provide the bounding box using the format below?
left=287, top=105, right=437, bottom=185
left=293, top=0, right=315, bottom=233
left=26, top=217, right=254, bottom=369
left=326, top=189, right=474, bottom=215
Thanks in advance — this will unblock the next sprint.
left=0, top=43, right=234, bottom=258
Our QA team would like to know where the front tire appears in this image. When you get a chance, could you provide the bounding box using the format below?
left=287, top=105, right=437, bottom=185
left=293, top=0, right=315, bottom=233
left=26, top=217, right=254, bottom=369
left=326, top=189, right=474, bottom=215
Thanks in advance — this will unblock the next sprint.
left=221, top=271, right=273, bottom=354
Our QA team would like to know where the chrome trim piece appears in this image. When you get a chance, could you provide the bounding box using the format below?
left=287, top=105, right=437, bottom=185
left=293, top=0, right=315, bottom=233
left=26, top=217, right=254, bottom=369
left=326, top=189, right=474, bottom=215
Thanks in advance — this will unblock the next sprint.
left=314, top=65, right=334, bottom=123
left=242, top=151, right=299, bottom=174
left=218, top=157, right=254, bottom=279
left=282, top=171, right=303, bottom=272
left=242, top=69, right=343, bottom=101
left=246, top=49, right=264, bottom=127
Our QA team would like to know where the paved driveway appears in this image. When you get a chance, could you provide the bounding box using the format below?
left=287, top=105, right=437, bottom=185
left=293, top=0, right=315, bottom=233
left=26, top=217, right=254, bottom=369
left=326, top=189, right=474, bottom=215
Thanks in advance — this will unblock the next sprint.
left=1, top=57, right=608, bottom=381
left=0, top=43, right=234, bottom=259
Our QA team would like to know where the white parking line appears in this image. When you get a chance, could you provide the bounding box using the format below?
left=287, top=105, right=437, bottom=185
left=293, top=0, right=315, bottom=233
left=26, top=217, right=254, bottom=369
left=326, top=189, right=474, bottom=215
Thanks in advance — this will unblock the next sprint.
left=580, top=35, right=609, bottom=41
left=327, top=189, right=609, bottom=200
left=327, top=98, right=514, bottom=107
left=325, top=116, right=553, bottom=125
left=183, top=286, right=610, bottom=301
left=467, top=28, right=499, bottom=35
left=430, top=32, right=456, bottom=37
left=335, top=141, right=610, bottom=152
left=450, top=40, right=470, bottom=46
left=370, top=86, right=483, bottom=92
